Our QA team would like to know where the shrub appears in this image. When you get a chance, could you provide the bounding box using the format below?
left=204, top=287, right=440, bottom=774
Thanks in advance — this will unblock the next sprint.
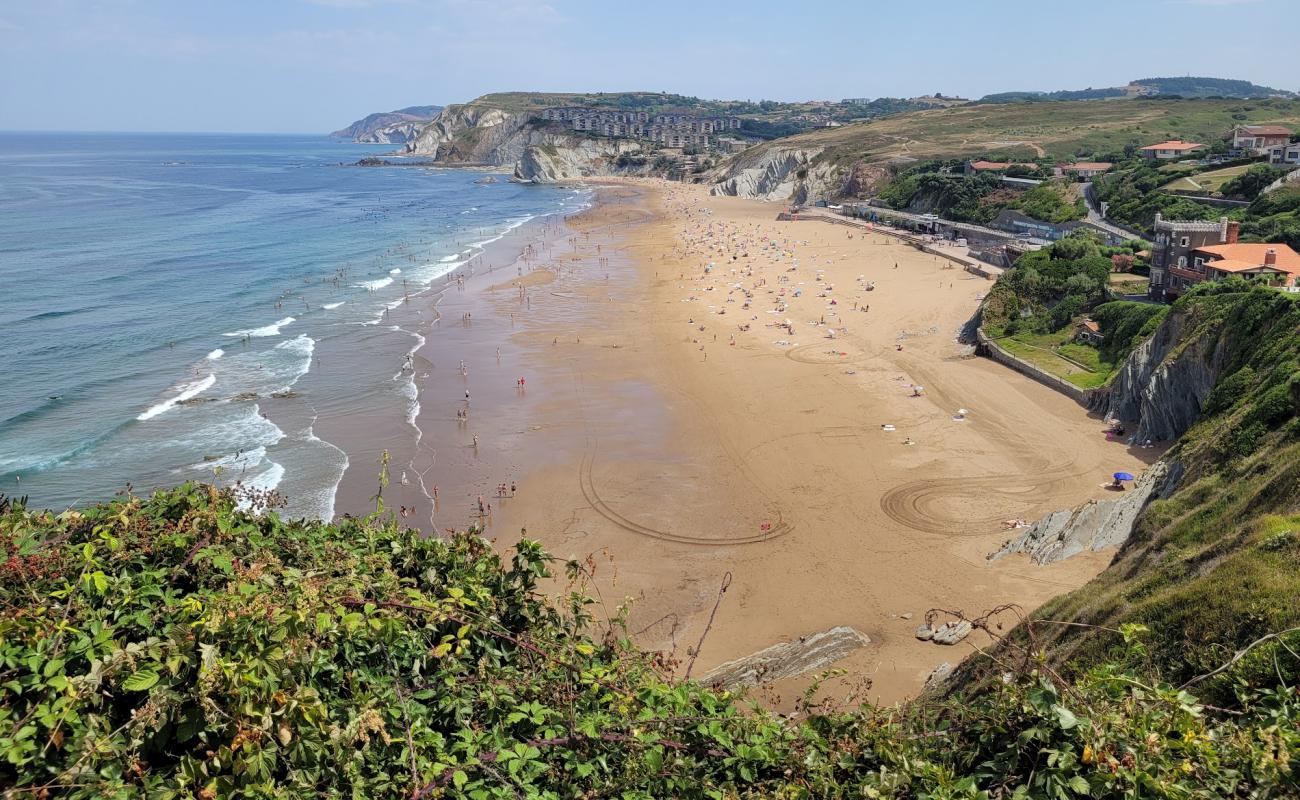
left=1, top=488, right=1298, bottom=798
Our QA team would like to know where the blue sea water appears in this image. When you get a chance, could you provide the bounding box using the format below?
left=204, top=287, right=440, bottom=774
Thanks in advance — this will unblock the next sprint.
left=0, top=132, right=579, bottom=517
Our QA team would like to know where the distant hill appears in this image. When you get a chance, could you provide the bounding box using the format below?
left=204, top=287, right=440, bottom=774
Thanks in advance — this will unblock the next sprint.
left=979, top=87, right=1127, bottom=104
left=329, top=105, right=443, bottom=141
left=1130, top=76, right=1296, bottom=99
left=980, top=77, right=1296, bottom=105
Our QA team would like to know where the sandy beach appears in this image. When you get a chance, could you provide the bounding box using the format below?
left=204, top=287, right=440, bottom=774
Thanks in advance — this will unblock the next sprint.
left=331, top=181, right=1156, bottom=705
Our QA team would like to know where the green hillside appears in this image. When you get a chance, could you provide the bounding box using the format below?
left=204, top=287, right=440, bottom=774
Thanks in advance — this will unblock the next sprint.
left=975, top=283, right=1300, bottom=700
left=1, top=472, right=1297, bottom=796
left=758, top=97, right=1300, bottom=167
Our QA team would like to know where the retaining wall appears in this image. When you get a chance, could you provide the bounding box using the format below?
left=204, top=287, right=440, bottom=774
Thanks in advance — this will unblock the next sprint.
left=976, top=328, right=1090, bottom=405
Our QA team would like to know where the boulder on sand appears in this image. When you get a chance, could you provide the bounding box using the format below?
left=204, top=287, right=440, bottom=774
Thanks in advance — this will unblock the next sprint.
left=930, top=620, right=973, bottom=645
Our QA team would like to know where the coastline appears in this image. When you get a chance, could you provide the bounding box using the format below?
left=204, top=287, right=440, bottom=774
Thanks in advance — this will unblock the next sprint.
left=366, top=178, right=1157, bottom=705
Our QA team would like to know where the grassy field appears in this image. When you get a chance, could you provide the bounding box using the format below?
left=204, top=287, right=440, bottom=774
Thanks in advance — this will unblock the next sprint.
left=1160, top=163, right=1252, bottom=195
left=997, top=329, right=1118, bottom=389
left=752, top=97, right=1300, bottom=168
left=1108, top=272, right=1149, bottom=290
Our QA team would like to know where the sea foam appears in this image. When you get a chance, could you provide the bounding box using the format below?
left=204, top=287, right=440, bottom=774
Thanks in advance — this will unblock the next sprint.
left=137, top=373, right=216, bottom=421
left=223, top=316, right=295, bottom=338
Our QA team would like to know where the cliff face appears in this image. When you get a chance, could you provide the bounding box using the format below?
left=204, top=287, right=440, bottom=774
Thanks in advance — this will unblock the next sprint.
left=403, top=104, right=533, bottom=165
left=1087, top=306, right=1233, bottom=444
left=710, top=145, right=837, bottom=202
left=401, top=104, right=658, bottom=181
left=514, top=137, right=652, bottom=182
left=331, top=105, right=442, bottom=141
left=355, top=121, right=426, bottom=144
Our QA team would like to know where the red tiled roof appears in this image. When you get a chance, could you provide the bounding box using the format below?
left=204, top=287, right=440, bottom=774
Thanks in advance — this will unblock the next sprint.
left=1060, top=162, right=1114, bottom=171
left=1204, top=258, right=1277, bottom=274
left=1238, top=125, right=1292, bottom=136
left=1197, top=243, right=1300, bottom=272
left=1080, top=320, right=1101, bottom=333
left=1140, top=141, right=1205, bottom=151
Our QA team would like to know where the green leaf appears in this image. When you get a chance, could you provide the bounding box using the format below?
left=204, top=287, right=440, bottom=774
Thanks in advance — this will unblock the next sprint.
left=1053, top=704, right=1079, bottom=730
left=122, top=667, right=160, bottom=692
left=452, top=769, right=468, bottom=789
left=1069, top=775, right=1090, bottom=793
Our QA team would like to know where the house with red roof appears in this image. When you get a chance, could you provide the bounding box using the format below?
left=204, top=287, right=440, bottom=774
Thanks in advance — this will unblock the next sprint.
left=1139, top=140, right=1206, bottom=160
left=1196, top=243, right=1300, bottom=285
left=1228, top=125, right=1292, bottom=155
left=1056, top=162, right=1114, bottom=179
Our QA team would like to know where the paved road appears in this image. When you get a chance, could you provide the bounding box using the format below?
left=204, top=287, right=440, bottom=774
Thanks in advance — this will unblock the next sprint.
left=1081, top=182, right=1147, bottom=243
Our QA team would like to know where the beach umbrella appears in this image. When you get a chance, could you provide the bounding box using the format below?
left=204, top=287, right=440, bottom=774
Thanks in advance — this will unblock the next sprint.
left=1113, top=472, right=1135, bottom=481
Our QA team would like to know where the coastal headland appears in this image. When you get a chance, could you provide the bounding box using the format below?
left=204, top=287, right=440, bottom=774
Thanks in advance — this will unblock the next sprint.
left=330, top=181, right=1154, bottom=704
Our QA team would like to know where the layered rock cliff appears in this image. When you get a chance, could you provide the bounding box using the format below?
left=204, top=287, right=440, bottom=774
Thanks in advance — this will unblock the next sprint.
left=710, top=145, right=838, bottom=202
left=1087, top=304, right=1233, bottom=444
left=356, top=121, right=426, bottom=144
left=400, top=103, right=657, bottom=181
left=403, top=104, right=532, bottom=165
left=988, top=461, right=1176, bottom=564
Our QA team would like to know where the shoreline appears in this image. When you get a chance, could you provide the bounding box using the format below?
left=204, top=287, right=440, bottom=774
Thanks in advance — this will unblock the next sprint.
left=406, top=178, right=1158, bottom=705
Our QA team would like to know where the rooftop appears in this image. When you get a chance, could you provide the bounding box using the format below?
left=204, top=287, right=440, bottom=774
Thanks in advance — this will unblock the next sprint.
left=1197, top=243, right=1300, bottom=271
left=1237, top=125, right=1292, bottom=136
left=1140, top=140, right=1206, bottom=151
left=1059, top=162, right=1114, bottom=171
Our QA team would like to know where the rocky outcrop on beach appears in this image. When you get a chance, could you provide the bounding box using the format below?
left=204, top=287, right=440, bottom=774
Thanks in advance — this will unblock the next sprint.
left=989, top=461, right=1175, bottom=564
left=698, top=626, right=871, bottom=690
left=330, top=105, right=442, bottom=142
left=1087, top=307, right=1232, bottom=444
left=710, top=145, right=833, bottom=202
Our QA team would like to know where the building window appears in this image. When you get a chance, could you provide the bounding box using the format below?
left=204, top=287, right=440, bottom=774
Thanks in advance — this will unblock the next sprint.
left=1180, top=237, right=1190, bottom=247
left=1178, top=256, right=1187, bottom=268
left=1194, top=257, right=1204, bottom=269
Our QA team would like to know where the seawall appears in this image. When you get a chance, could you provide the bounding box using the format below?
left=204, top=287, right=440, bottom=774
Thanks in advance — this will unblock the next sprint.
left=975, top=328, right=1089, bottom=405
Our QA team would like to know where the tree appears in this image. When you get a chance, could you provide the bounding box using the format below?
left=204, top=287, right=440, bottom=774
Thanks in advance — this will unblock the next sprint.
left=1222, top=164, right=1287, bottom=201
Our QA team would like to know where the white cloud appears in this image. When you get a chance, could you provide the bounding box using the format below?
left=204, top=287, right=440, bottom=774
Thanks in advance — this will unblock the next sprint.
left=0, top=17, right=21, bottom=31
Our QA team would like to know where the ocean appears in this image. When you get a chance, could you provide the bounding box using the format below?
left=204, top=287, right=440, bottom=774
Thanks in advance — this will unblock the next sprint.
left=0, top=132, right=584, bottom=519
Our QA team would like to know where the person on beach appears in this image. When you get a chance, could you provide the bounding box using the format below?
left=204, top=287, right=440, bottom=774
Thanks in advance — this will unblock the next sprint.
left=510, top=481, right=516, bottom=496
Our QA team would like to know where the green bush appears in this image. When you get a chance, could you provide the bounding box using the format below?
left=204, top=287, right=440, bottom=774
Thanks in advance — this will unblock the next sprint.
left=3, top=486, right=1298, bottom=798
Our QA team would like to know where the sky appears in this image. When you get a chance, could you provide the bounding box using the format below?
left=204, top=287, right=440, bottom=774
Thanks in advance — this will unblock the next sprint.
left=0, top=0, right=1291, bottom=133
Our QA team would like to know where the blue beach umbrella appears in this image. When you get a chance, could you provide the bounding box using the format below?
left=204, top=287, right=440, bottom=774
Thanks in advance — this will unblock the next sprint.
left=1113, top=472, right=1135, bottom=481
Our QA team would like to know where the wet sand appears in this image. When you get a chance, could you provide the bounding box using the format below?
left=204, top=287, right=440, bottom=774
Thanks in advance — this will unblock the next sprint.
left=330, top=181, right=1156, bottom=706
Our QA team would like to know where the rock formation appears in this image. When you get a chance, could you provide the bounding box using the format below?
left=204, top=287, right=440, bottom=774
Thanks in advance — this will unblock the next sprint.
left=710, top=145, right=832, bottom=202
left=698, top=627, right=871, bottom=690
left=331, top=105, right=442, bottom=142
left=989, top=462, right=1175, bottom=564
left=1087, top=307, right=1231, bottom=444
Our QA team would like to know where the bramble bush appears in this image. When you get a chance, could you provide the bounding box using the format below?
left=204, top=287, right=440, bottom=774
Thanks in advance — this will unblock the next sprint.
left=1, top=485, right=1296, bottom=798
